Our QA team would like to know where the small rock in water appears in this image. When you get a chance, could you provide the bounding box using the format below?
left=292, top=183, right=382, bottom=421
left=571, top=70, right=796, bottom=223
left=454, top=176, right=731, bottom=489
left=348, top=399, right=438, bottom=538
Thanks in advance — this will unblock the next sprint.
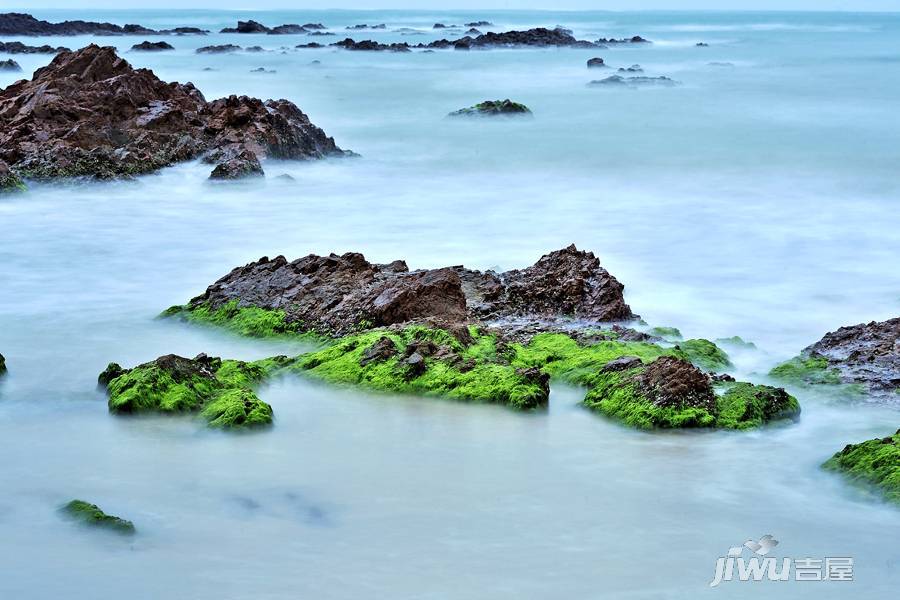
left=586, top=57, right=607, bottom=68
left=60, top=500, right=135, bottom=535
left=618, top=64, right=643, bottom=73
left=130, top=40, right=174, bottom=52
left=589, top=75, right=677, bottom=87
left=0, top=59, right=23, bottom=71
left=209, top=149, right=265, bottom=180
left=696, top=42, right=709, bottom=47
left=448, top=99, right=532, bottom=117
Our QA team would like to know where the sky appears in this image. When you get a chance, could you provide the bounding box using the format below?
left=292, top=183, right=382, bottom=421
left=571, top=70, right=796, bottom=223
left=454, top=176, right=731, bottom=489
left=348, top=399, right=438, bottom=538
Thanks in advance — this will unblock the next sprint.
left=14, top=1, right=900, bottom=11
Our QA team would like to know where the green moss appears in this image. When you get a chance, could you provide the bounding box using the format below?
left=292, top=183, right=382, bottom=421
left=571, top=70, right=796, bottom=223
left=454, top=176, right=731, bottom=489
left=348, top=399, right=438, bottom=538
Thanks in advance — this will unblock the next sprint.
left=715, top=336, right=757, bottom=349
left=714, top=382, right=801, bottom=430
left=583, top=368, right=717, bottom=429
left=823, top=430, right=900, bottom=505
left=650, top=326, right=682, bottom=340
left=449, top=99, right=532, bottom=117
left=102, top=355, right=277, bottom=429
left=678, top=339, right=731, bottom=371
left=289, top=327, right=548, bottom=410
left=508, top=332, right=673, bottom=386
left=60, top=500, right=135, bottom=535
left=769, top=354, right=842, bottom=385
left=162, top=300, right=325, bottom=341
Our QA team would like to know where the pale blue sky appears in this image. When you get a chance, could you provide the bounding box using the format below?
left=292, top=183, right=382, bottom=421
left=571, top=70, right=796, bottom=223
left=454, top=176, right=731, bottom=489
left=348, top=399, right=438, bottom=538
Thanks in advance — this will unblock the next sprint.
left=16, top=1, right=900, bottom=11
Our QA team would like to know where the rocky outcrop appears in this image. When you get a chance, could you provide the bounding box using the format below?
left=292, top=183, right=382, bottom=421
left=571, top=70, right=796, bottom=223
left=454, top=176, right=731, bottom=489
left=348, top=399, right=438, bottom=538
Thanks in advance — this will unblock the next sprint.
left=465, top=21, right=493, bottom=27
left=61, top=500, right=135, bottom=535
left=596, top=36, right=651, bottom=44
left=0, top=59, right=21, bottom=71
left=174, top=245, right=634, bottom=338
left=347, top=24, right=386, bottom=30
left=208, top=148, right=263, bottom=180
left=0, top=41, right=69, bottom=54
left=332, top=38, right=411, bottom=52
left=448, top=99, right=532, bottom=117
left=590, top=75, right=677, bottom=87
left=587, top=57, right=607, bottom=68
left=0, top=45, right=345, bottom=183
left=443, top=27, right=596, bottom=49
left=771, top=317, right=899, bottom=400
left=0, top=12, right=207, bottom=36
left=197, top=44, right=242, bottom=53
left=219, top=20, right=322, bottom=35
left=130, top=41, right=174, bottom=51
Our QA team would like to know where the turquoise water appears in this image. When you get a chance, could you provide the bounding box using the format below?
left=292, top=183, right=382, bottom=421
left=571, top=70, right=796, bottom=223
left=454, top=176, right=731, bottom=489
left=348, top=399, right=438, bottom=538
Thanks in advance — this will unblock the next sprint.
left=1, top=10, right=898, bottom=599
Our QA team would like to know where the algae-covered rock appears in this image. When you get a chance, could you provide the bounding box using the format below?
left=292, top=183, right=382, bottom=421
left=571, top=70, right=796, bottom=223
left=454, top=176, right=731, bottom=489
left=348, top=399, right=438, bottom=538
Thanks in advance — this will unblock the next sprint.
left=677, top=338, right=731, bottom=372
left=823, top=429, right=900, bottom=505
left=448, top=99, right=532, bottom=117
left=99, top=353, right=282, bottom=429
left=715, top=335, right=757, bottom=350
left=60, top=500, right=135, bottom=535
left=770, top=317, right=898, bottom=400
left=582, top=356, right=798, bottom=430
left=650, top=326, right=682, bottom=340
left=290, top=326, right=549, bottom=410
left=0, top=159, right=26, bottom=193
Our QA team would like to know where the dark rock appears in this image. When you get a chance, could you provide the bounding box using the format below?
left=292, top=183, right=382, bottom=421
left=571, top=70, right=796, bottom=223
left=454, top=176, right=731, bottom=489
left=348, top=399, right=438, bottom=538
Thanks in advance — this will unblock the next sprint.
left=347, top=24, right=386, bottom=30
left=618, top=64, right=643, bottom=73
left=596, top=35, right=651, bottom=44
left=131, top=41, right=174, bottom=52
left=465, top=21, right=493, bottom=27
left=587, top=57, right=606, bottom=68
left=0, top=59, right=22, bottom=71
left=187, top=245, right=635, bottom=337
left=268, top=24, right=306, bottom=35
left=466, top=28, right=482, bottom=35
left=97, top=362, right=126, bottom=387
left=296, top=43, right=325, bottom=49
left=438, top=27, right=596, bottom=49
left=332, top=38, right=410, bottom=52
left=0, top=45, right=346, bottom=181
left=197, top=44, right=241, bottom=54
left=0, top=159, right=25, bottom=192
left=249, top=67, right=275, bottom=73
left=802, top=317, right=900, bottom=399
left=0, top=41, right=69, bottom=54
left=303, top=23, right=327, bottom=30
left=221, top=20, right=270, bottom=34
left=308, top=32, right=334, bottom=37
left=696, top=42, right=709, bottom=47
left=636, top=356, right=716, bottom=411
left=448, top=99, right=531, bottom=117
left=0, top=352, right=5, bottom=375
left=170, top=27, right=208, bottom=35
left=245, top=46, right=265, bottom=53
left=433, top=23, right=449, bottom=29
left=360, top=336, right=399, bottom=366
left=589, top=75, right=677, bottom=87
left=208, top=148, right=264, bottom=180
left=0, top=12, right=206, bottom=36
left=601, top=356, right=643, bottom=372
left=404, top=352, right=427, bottom=376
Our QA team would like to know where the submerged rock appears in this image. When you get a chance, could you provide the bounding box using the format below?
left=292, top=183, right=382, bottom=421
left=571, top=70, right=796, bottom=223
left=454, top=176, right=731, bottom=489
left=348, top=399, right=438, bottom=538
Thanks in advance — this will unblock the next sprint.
left=618, top=64, right=643, bottom=73
left=448, top=99, right=532, bottom=117
left=465, top=21, right=493, bottom=27
left=770, top=317, right=899, bottom=400
left=131, top=40, right=174, bottom=51
left=586, top=57, right=607, bottom=68
left=332, top=38, right=411, bottom=52
left=197, top=44, right=242, bottom=53
left=590, top=75, right=678, bottom=87
left=346, top=24, right=386, bottom=30
left=0, top=41, right=69, bottom=54
left=60, top=500, right=135, bottom=535
left=208, top=148, right=265, bottom=180
left=0, top=59, right=22, bottom=71
left=99, top=353, right=283, bottom=428
left=595, top=36, right=651, bottom=44
left=0, top=45, right=345, bottom=184
left=824, top=429, right=900, bottom=505
left=164, top=245, right=634, bottom=338
left=221, top=20, right=270, bottom=34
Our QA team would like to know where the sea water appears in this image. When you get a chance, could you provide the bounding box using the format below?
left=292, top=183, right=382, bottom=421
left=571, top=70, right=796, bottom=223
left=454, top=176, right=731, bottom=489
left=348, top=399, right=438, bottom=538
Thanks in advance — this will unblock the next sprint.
left=0, top=9, right=898, bottom=599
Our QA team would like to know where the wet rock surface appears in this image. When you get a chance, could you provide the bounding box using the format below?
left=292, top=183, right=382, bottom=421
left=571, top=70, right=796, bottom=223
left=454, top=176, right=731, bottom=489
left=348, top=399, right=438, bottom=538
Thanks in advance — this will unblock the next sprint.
left=590, top=75, right=678, bottom=87
left=587, top=57, right=607, bottom=68
left=131, top=41, right=174, bottom=51
left=208, top=148, right=264, bottom=180
left=183, top=245, right=634, bottom=337
left=636, top=356, right=716, bottom=411
left=0, top=45, right=345, bottom=182
left=0, top=41, right=70, bottom=54
left=448, top=99, right=532, bottom=117
left=332, top=38, right=411, bottom=52
left=0, top=12, right=207, bottom=36
left=197, top=44, right=242, bottom=53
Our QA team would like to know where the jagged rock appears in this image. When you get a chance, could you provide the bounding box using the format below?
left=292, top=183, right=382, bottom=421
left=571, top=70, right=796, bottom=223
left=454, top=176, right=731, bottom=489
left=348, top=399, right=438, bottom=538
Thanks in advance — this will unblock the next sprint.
left=772, top=317, right=899, bottom=400
left=332, top=38, right=411, bottom=52
left=448, top=99, right=532, bottom=117
left=221, top=20, right=270, bottom=34
left=0, top=45, right=345, bottom=181
left=296, top=43, right=325, bottom=49
left=268, top=24, right=307, bottom=35
left=596, top=36, right=651, bottom=44
left=197, top=44, right=241, bottom=53
left=178, top=245, right=634, bottom=337
left=303, top=23, right=327, bottom=30
left=360, top=336, right=399, bottom=365
left=636, top=356, right=717, bottom=411
left=131, top=41, right=174, bottom=51
left=0, top=59, right=21, bottom=71
left=0, top=41, right=69, bottom=54
left=0, top=159, right=25, bottom=193
left=0, top=12, right=206, bottom=36
left=208, top=149, right=264, bottom=180
left=347, top=24, right=386, bottom=30
left=587, top=57, right=607, bottom=68
left=466, top=29, right=482, bottom=35
left=465, top=21, right=493, bottom=27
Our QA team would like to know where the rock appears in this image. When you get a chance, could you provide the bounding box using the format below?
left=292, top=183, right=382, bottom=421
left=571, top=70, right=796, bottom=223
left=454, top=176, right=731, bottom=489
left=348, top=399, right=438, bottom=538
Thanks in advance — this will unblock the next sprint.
left=823, top=429, right=900, bottom=504
left=0, top=41, right=69, bottom=54
left=770, top=317, right=899, bottom=400
left=360, top=336, right=399, bottom=365
left=308, top=31, right=334, bottom=37
left=466, top=28, right=482, bottom=35
left=618, top=64, right=643, bottom=73
left=0, top=159, right=25, bottom=193
left=303, top=23, right=327, bottom=30
left=0, top=12, right=205, bottom=36
left=595, top=35, right=651, bottom=44
left=347, top=24, right=386, bottom=30
left=173, top=245, right=635, bottom=338
left=296, top=43, right=325, bottom=49
left=696, top=42, right=709, bottom=47
left=0, top=45, right=345, bottom=181
left=586, top=57, right=607, bottom=68
left=601, top=356, right=643, bottom=372
left=60, top=500, right=135, bottom=535
left=245, top=46, right=265, bottom=53
left=443, top=27, right=596, bottom=49
left=589, top=75, right=678, bottom=87
left=433, top=23, right=449, bottom=29
left=268, top=24, right=307, bottom=35
left=0, top=352, right=6, bottom=375
left=221, top=20, right=270, bottom=34
left=448, top=99, right=532, bottom=117
left=465, top=21, right=493, bottom=27
left=332, top=38, right=411, bottom=52
left=404, top=352, right=427, bottom=376
left=197, top=44, right=241, bottom=53
left=100, top=353, right=280, bottom=428
left=97, top=362, right=126, bottom=387
left=676, top=339, right=731, bottom=371
left=131, top=41, right=174, bottom=51
left=635, top=356, right=717, bottom=412
left=208, top=149, right=264, bottom=180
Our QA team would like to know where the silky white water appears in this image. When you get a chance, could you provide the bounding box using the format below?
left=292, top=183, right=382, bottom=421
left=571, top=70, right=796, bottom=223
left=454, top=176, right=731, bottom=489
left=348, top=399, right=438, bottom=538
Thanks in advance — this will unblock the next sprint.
left=0, top=9, right=898, bottom=599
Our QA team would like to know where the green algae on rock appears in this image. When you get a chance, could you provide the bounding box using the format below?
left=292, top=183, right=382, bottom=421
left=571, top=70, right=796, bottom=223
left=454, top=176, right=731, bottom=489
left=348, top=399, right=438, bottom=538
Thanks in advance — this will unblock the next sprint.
left=99, top=353, right=283, bottom=429
left=677, top=339, right=731, bottom=372
left=649, top=326, right=682, bottom=340
left=715, top=335, right=757, bottom=350
left=161, top=301, right=323, bottom=340
left=0, top=160, right=26, bottom=193
left=714, top=382, right=801, bottom=430
left=823, top=429, right=900, bottom=505
left=289, top=326, right=550, bottom=410
left=769, top=354, right=842, bottom=386
left=448, top=99, right=532, bottom=117
left=60, top=500, right=135, bottom=535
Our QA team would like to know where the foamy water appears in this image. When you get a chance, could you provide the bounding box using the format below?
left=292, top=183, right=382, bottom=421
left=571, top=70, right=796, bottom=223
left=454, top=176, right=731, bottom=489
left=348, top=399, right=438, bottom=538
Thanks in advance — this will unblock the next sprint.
left=1, top=9, right=898, bottom=599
